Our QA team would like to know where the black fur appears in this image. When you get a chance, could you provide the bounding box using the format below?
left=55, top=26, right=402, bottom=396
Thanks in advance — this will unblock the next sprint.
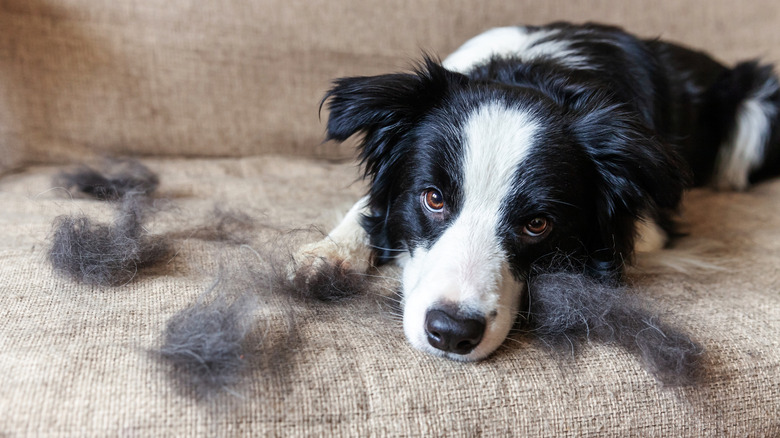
left=48, top=160, right=267, bottom=285
left=49, top=160, right=173, bottom=286
left=318, top=22, right=780, bottom=374
left=324, top=58, right=689, bottom=280
left=322, top=21, right=780, bottom=281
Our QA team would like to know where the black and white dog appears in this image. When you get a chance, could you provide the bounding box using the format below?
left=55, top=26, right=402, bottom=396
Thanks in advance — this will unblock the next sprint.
left=295, top=22, right=780, bottom=361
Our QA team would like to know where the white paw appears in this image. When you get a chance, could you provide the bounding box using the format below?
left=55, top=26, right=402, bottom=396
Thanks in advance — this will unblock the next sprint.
left=634, top=217, right=668, bottom=253
left=289, top=237, right=373, bottom=281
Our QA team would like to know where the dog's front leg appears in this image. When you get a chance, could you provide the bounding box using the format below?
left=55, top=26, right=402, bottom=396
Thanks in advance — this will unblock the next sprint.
left=292, top=196, right=374, bottom=276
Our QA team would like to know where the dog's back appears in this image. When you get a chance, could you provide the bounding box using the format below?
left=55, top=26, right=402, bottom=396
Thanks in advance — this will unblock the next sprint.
left=444, top=22, right=780, bottom=191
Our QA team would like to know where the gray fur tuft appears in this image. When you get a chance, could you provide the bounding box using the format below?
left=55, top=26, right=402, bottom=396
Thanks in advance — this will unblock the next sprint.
left=48, top=195, right=172, bottom=286
left=159, top=277, right=261, bottom=399
left=54, top=159, right=159, bottom=200
left=528, top=269, right=704, bottom=386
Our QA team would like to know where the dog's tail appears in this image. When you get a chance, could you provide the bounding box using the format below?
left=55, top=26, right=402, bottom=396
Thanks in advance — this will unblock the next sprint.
left=707, top=61, right=780, bottom=190
left=630, top=237, right=729, bottom=275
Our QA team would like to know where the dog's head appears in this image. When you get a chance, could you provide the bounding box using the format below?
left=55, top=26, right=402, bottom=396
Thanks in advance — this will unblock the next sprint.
left=323, top=58, right=687, bottom=360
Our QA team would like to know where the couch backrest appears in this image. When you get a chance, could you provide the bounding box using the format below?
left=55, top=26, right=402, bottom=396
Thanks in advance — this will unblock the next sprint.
left=1, top=0, right=779, bottom=173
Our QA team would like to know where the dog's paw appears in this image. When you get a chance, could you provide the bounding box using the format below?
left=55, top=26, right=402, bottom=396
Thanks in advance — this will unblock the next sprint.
left=289, top=237, right=372, bottom=281
left=286, top=238, right=373, bottom=302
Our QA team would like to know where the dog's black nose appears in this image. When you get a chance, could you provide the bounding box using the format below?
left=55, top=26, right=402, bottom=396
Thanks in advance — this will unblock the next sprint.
left=425, top=308, right=486, bottom=355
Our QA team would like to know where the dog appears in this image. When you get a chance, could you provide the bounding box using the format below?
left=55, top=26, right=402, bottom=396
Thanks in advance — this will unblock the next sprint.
left=294, top=22, right=780, bottom=361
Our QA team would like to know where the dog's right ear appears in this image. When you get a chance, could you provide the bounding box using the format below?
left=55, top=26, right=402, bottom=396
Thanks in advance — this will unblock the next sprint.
left=322, top=57, right=467, bottom=180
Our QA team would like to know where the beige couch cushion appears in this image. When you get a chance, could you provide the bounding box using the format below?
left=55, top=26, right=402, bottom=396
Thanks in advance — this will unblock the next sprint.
left=3, top=1, right=780, bottom=435
left=2, top=0, right=780, bottom=172
left=1, top=157, right=778, bottom=435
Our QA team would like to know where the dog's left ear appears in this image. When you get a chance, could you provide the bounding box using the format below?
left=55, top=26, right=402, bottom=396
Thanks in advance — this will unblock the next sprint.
left=570, top=97, right=691, bottom=278
left=322, top=57, right=467, bottom=181
left=322, top=58, right=468, bottom=264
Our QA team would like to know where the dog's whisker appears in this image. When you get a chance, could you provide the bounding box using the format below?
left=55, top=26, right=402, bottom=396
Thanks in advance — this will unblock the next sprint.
left=355, top=272, right=402, bottom=282
left=368, top=245, right=408, bottom=253
left=372, top=291, right=403, bottom=303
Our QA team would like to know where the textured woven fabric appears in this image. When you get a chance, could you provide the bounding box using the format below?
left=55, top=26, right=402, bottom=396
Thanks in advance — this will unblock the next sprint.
left=2, top=1, right=780, bottom=434
left=1, top=156, right=778, bottom=436
left=2, top=0, right=780, bottom=172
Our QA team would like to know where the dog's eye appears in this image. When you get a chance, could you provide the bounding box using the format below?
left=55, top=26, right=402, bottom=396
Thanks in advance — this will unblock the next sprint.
left=421, top=188, right=445, bottom=213
left=523, top=217, right=550, bottom=237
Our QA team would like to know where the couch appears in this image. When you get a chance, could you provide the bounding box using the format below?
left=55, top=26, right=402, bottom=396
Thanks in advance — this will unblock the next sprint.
left=1, top=0, right=779, bottom=435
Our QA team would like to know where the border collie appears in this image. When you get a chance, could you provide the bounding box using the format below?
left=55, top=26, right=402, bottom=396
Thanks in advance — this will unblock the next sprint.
left=295, top=22, right=780, bottom=361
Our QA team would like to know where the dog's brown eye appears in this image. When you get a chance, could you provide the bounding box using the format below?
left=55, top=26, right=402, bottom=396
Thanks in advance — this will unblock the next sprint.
left=422, top=189, right=445, bottom=212
left=524, top=217, right=549, bottom=237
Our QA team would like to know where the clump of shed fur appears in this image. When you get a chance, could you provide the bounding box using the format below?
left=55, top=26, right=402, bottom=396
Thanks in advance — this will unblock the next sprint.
left=168, top=207, right=259, bottom=246
left=54, top=159, right=159, bottom=200
left=159, top=276, right=262, bottom=399
left=48, top=195, right=172, bottom=286
left=49, top=160, right=377, bottom=397
left=287, top=258, right=370, bottom=302
left=232, top=228, right=372, bottom=303
left=527, top=267, right=704, bottom=386
left=157, top=232, right=375, bottom=398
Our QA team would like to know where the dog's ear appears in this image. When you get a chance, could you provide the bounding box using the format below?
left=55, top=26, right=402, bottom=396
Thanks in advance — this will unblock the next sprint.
left=322, top=58, right=468, bottom=265
left=570, top=96, right=691, bottom=279
left=322, top=57, right=467, bottom=180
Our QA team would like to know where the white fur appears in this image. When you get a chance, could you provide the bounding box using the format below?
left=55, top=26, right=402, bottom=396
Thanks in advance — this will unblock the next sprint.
left=401, top=102, right=538, bottom=360
left=632, top=238, right=728, bottom=275
left=634, top=216, right=668, bottom=253
left=443, top=26, right=590, bottom=74
left=292, top=196, right=373, bottom=276
left=715, top=78, right=779, bottom=190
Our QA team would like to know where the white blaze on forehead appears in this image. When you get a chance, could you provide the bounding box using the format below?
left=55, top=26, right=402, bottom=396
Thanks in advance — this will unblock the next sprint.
left=432, top=101, right=538, bottom=305
left=443, top=26, right=591, bottom=74
left=461, top=102, right=538, bottom=215
left=401, top=101, right=538, bottom=360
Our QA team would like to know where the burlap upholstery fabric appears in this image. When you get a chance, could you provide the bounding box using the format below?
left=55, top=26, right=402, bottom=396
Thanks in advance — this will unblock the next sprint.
left=1, top=0, right=780, bottom=435
left=1, top=157, right=779, bottom=436
left=1, top=0, right=780, bottom=172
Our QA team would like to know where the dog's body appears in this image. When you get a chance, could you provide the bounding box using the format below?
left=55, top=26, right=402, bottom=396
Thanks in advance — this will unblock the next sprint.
left=297, top=22, right=780, bottom=361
